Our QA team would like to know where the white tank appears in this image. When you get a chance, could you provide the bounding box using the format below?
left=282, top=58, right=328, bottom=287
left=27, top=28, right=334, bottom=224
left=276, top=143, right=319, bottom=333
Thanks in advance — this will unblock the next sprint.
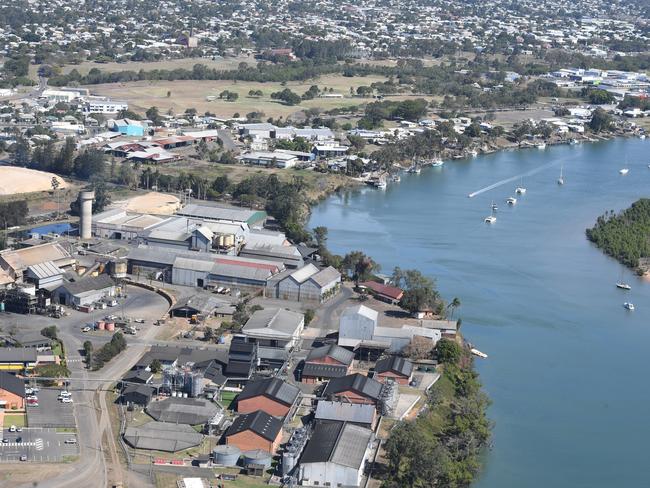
left=79, top=191, right=95, bottom=240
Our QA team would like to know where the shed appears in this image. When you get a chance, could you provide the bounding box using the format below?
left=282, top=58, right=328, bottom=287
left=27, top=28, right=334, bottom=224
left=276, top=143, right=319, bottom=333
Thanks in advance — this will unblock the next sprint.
left=322, top=373, right=383, bottom=405
left=374, top=355, right=414, bottom=385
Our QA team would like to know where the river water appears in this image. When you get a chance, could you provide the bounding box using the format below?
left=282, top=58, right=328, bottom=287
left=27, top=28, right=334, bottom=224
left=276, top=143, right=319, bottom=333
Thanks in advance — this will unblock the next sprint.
left=308, top=138, right=650, bottom=487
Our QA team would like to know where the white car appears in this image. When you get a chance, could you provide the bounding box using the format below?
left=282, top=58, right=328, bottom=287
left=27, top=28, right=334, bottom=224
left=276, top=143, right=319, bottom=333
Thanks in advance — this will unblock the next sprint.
left=61, top=397, right=73, bottom=403
left=64, top=438, right=77, bottom=444
left=82, top=326, right=92, bottom=332
left=9, top=425, right=16, bottom=432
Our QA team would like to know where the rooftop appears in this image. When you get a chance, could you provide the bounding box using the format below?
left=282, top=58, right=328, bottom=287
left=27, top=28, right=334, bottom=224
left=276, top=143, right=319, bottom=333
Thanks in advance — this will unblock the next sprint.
left=237, top=377, right=299, bottom=407
left=225, top=410, right=282, bottom=442
left=242, top=308, right=304, bottom=339
left=300, top=421, right=373, bottom=469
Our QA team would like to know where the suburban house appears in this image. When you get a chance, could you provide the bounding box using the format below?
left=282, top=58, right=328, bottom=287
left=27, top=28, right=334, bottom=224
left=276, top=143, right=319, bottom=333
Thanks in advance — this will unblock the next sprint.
left=241, top=308, right=304, bottom=365
left=301, top=344, right=354, bottom=384
left=0, top=371, right=25, bottom=409
left=374, top=356, right=414, bottom=385
left=299, top=421, right=374, bottom=487
left=360, top=281, right=404, bottom=304
left=322, top=373, right=383, bottom=406
left=314, top=401, right=377, bottom=429
left=53, top=275, right=116, bottom=307
left=225, top=410, right=283, bottom=453
left=270, top=264, right=341, bottom=303
left=235, top=377, right=299, bottom=417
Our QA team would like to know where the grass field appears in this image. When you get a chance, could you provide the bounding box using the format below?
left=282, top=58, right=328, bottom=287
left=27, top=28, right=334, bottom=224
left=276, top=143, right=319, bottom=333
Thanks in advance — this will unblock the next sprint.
left=4, top=413, right=26, bottom=428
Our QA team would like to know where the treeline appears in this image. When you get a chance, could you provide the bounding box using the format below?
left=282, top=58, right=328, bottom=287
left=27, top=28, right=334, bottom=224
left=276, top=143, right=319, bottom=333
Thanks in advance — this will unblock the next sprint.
left=586, top=199, right=650, bottom=269
left=92, top=332, right=127, bottom=370
left=359, top=99, right=429, bottom=128
left=0, top=200, right=29, bottom=227
left=383, top=341, right=491, bottom=487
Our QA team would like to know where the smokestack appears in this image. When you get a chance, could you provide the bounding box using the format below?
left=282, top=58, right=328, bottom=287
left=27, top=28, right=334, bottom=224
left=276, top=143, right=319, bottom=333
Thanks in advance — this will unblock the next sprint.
left=79, top=191, right=95, bottom=240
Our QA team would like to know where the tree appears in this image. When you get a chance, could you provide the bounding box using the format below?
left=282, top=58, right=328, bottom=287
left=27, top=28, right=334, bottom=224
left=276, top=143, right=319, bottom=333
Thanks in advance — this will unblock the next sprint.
left=396, top=269, right=440, bottom=315
left=204, top=327, right=215, bottom=342
left=304, top=309, right=315, bottom=326
left=342, top=251, right=379, bottom=285
left=73, top=149, right=105, bottom=180
left=150, top=358, right=162, bottom=373
left=211, top=175, right=230, bottom=193
left=436, top=338, right=461, bottom=364
left=448, top=297, right=461, bottom=320
left=589, top=108, right=613, bottom=133
left=404, top=335, right=435, bottom=360
left=12, top=137, right=31, bottom=166
left=145, top=106, right=163, bottom=125
left=41, top=326, right=58, bottom=340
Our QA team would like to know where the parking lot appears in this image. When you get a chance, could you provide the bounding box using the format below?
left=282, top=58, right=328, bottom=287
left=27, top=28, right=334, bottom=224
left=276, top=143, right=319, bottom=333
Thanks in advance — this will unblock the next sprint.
left=27, top=388, right=76, bottom=429
left=0, top=427, right=78, bottom=462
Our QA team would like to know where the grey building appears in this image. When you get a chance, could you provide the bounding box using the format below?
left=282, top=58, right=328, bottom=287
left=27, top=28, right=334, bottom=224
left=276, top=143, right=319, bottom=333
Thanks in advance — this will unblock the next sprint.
left=53, top=275, right=116, bottom=307
left=299, top=422, right=374, bottom=487
left=9, top=331, right=53, bottom=351
left=270, top=264, right=341, bottom=303
left=242, top=308, right=304, bottom=365
left=176, top=203, right=267, bottom=227
left=314, top=401, right=376, bottom=429
left=24, top=261, right=64, bottom=290
left=239, top=243, right=304, bottom=269
left=338, top=305, right=379, bottom=348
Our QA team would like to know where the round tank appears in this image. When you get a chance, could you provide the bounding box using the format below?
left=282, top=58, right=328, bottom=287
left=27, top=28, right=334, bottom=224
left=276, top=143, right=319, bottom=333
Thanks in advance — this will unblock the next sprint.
left=213, top=445, right=241, bottom=466
left=96, top=321, right=105, bottom=330
left=242, top=449, right=272, bottom=469
left=183, top=392, right=188, bottom=398
left=282, top=447, right=296, bottom=476
left=106, top=322, right=115, bottom=332
left=224, top=235, right=235, bottom=247
left=217, top=235, right=225, bottom=247
left=79, top=191, right=95, bottom=240
left=172, top=391, right=178, bottom=397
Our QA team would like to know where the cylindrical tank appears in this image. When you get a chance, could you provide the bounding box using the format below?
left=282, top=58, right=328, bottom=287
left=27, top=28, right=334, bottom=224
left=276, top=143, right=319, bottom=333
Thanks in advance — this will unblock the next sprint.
left=282, top=447, right=296, bottom=476
left=106, top=322, right=115, bottom=332
left=96, top=321, right=105, bottom=330
left=79, top=191, right=95, bottom=240
left=213, top=445, right=241, bottom=466
left=242, top=449, right=272, bottom=469
left=0, top=302, right=4, bottom=312
left=217, top=235, right=225, bottom=247
left=172, top=391, right=178, bottom=397
left=190, top=374, right=203, bottom=398
left=183, top=392, right=188, bottom=398
left=224, top=235, right=234, bottom=247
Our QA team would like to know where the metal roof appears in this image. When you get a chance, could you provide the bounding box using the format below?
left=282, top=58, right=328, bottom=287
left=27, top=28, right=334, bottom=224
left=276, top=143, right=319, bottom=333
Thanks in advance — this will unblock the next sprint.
left=287, top=263, right=319, bottom=284
left=300, top=422, right=372, bottom=469
left=27, top=261, right=63, bottom=280
left=302, top=363, right=348, bottom=379
left=237, top=377, right=299, bottom=407
left=57, top=274, right=115, bottom=296
left=177, top=204, right=266, bottom=225
left=0, top=371, right=25, bottom=397
left=243, top=308, right=304, bottom=339
left=0, top=348, right=37, bottom=363
left=323, top=373, right=383, bottom=401
left=123, top=422, right=202, bottom=452
left=306, top=344, right=354, bottom=366
left=315, top=401, right=375, bottom=425
left=375, top=355, right=414, bottom=377
left=173, top=257, right=215, bottom=273
left=225, top=410, right=282, bottom=442
left=310, top=266, right=341, bottom=287
left=146, top=397, right=220, bottom=425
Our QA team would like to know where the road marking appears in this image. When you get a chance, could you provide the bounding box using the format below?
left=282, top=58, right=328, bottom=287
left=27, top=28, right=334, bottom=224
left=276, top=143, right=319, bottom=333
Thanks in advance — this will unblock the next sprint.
left=35, top=438, right=44, bottom=451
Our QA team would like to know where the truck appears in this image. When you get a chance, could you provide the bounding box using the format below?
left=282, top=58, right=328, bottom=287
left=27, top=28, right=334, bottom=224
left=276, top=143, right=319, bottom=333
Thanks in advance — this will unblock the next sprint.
left=78, top=305, right=94, bottom=313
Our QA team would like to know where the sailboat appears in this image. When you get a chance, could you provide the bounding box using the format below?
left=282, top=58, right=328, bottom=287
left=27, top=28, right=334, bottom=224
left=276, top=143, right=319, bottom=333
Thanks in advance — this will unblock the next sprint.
left=491, top=201, right=498, bottom=212
left=515, top=177, right=526, bottom=195
left=557, top=164, right=564, bottom=185
left=616, top=271, right=631, bottom=290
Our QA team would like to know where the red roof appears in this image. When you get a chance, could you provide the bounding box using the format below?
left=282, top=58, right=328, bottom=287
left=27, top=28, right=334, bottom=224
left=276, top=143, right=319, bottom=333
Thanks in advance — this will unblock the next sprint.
left=361, top=281, right=404, bottom=301
left=215, top=257, right=279, bottom=272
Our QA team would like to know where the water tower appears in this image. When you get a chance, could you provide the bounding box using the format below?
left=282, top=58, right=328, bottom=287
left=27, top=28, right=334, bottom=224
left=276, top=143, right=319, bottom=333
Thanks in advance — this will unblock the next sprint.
left=79, top=191, right=95, bottom=240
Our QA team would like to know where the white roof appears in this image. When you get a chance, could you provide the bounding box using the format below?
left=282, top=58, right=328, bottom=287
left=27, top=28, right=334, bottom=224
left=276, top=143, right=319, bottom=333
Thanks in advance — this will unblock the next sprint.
left=288, top=263, right=319, bottom=284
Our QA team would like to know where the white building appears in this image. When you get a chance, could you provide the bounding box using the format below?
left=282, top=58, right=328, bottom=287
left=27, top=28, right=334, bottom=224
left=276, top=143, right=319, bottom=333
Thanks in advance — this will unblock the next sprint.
left=42, top=89, right=81, bottom=103
left=84, top=98, right=129, bottom=114
left=239, top=151, right=299, bottom=169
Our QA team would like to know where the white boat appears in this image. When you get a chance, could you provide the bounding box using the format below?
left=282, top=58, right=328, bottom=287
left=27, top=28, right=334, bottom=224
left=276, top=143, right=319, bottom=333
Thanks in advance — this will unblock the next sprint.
left=392, top=174, right=401, bottom=182
left=569, top=139, right=578, bottom=145
left=491, top=201, right=498, bottom=211
left=619, top=168, right=629, bottom=175
left=640, top=134, right=646, bottom=140
left=515, top=186, right=526, bottom=195
left=471, top=348, right=488, bottom=359
left=616, top=282, right=632, bottom=290
left=557, top=165, right=564, bottom=185
left=377, top=181, right=387, bottom=190
left=537, top=142, right=546, bottom=149
left=624, top=302, right=635, bottom=311
left=506, top=197, right=517, bottom=205
left=469, top=150, right=478, bottom=157
left=431, top=159, right=444, bottom=167
left=485, top=215, right=496, bottom=224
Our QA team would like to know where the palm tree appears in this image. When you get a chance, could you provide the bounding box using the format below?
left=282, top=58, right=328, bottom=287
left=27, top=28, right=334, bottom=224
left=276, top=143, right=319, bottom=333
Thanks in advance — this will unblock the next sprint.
left=448, top=297, right=461, bottom=320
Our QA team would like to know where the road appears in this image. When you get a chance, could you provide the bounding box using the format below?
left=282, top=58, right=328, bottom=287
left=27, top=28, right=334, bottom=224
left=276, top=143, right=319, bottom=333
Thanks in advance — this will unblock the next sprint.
left=18, top=285, right=169, bottom=488
left=0, top=77, right=47, bottom=103
left=216, top=128, right=240, bottom=153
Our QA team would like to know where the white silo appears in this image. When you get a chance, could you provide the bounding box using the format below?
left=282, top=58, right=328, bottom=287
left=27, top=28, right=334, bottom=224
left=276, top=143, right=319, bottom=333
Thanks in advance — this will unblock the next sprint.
left=79, top=191, right=95, bottom=240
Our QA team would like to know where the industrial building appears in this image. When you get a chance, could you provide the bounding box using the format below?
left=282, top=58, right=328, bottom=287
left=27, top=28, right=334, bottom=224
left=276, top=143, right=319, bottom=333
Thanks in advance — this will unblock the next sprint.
left=239, top=151, right=299, bottom=169
left=338, top=305, right=379, bottom=348
left=53, top=274, right=116, bottom=307
left=109, top=118, right=146, bottom=137
left=374, top=356, right=414, bottom=385
left=322, top=373, right=383, bottom=406
left=268, top=264, right=341, bottom=303
left=176, top=204, right=267, bottom=228
left=225, top=410, right=283, bottom=454
left=124, top=422, right=203, bottom=452
left=299, top=422, right=374, bottom=487
left=0, top=242, right=75, bottom=282
left=241, top=308, right=304, bottom=365
left=314, top=401, right=377, bottom=429
left=301, top=344, right=354, bottom=384
left=235, top=377, right=299, bottom=417
left=92, top=208, right=168, bottom=240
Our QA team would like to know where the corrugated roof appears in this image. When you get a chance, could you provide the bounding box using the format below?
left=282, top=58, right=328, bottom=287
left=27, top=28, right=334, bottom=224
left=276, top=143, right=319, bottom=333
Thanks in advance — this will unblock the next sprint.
left=237, top=377, right=299, bottom=407
left=302, top=363, right=348, bottom=379
left=310, top=266, right=341, bottom=287
left=300, top=421, right=372, bottom=469
left=0, top=348, right=37, bottom=363
left=243, top=308, right=303, bottom=339
left=225, top=410, right=282, bottom=442
left=124, top=422, right=202, bottom=452
left=177, top=204, right=265, bottom=224
left=173, top=256, right=215, bottom=272
left=0, top=371, right=25, bottom=397
left=58, top=274, right=115, bottom=296
left=315, top=401, right=375, bottom=425
left=306, top=344, right=354, bottom=366
left=287, top=263, right=319, bottom=284
left=375, top=355, right=413, bottom=377
left=323, top=373, right=383, bottom=401
left=27, top=261, right=63, bottom=280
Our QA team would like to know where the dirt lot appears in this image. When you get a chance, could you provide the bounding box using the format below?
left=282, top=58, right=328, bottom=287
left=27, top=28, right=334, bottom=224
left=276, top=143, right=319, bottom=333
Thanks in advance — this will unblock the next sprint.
left=0, top=463, right=75, bottom=485
left=85, top=74, right=436, bottom=119
left=112, top=191, right=181, bottom=215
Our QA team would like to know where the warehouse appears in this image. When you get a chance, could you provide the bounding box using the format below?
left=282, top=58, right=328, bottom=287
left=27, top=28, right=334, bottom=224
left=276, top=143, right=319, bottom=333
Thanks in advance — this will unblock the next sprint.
left=176, top=203, right=267, bottom=227
left=322, top=374, right=383, bottom=406
left=124, top=422, right=203, bottom=451
left=92, top=209, right=168, bottom=240
left=272, top=264, right=341, bottom=303
left=301, top=344, right=354, bottom=384
left=299, top=422, right=374, bottom=487
left=24, top=261, right=64, bottom=290
left=236, top=377, right=299, bottom=417
left=314, top=401, right=377, bottom=429
left=0, top=242, right=75, bottom=281
left=239, top=150, right=299, bottom=169
left=53, top=275, right=116, bottom=307
left=225, top=410, right=283, bottom=453
left=338, top=305, right=379, bottom=348
left=374, top=355, right=414, bottom=385
left=239, top=243, right=304, bottom=269
left=242, top=308, right=304, bottom=365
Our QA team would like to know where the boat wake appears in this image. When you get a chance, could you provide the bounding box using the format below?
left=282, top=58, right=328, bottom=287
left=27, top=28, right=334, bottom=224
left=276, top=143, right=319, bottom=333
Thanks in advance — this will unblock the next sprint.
left=467, top=160, right=563, bottom=198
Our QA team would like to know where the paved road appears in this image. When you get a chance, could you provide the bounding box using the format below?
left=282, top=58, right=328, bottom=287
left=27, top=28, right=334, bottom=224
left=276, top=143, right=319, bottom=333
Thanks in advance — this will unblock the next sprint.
left=216, top=128, right=240, bottom=153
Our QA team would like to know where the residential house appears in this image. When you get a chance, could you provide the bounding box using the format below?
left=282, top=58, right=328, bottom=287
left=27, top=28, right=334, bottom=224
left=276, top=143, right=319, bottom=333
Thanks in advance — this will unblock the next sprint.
left=301, top=344, right=354, bottom=384
left=225, top=410, right=283, bottom=453
left=236, top=377, right=299, bottom=417
left=360, top=281, right=404, bottom=304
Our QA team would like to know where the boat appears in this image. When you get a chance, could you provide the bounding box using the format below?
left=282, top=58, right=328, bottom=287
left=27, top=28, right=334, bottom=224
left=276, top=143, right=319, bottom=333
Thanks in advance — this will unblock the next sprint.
left=640, top=134, right=646, bottom=140
left=469, top=150, right=478, bottom=157
left=407, top=164, right=421, bottom=174
left=491, top=201, right=498, bottom=211
left=569, top=139, right=578, bottom=145
left=619, top=168, right=629, bottom=175
left=515, top=186, right=526, bottom=195
left=506, top=197, right=517, bottom=205
left=376, top=180, right=387, bottom=190
left=391, top=174, right=401, bottom=183
left=557, top=164, right=564, bottom=185
left=470, top=348, right=488, bottom=359
left=616, top=282, right=632, bottom=290
left=485, top=215, right=496, bottom=224
left=537, top=142, right=546, bottom=150
left=431, top=159, right=444, bottom=167
left=624, top=302, right=635, bottom=311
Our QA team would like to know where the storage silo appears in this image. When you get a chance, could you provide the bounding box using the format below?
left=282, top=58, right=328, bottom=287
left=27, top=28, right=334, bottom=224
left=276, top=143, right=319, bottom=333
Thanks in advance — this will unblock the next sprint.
left=242, top=449, right=272, bottom=469
left=282, top=446, right=297, bottom=476
left=213, top=445, right=241, bottom=466
left=79, top=191, right=95, bottom=240
left=224, top=234, right=235, bottom=248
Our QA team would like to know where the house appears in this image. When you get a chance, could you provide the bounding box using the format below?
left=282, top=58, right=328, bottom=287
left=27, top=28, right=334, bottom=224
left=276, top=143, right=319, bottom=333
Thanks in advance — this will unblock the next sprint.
left=224, top=410, right=283, bottom=453
left=121, top=384, right=156, bottom=407
left=239, top=151, right=299, bottom=169
left=299, top=421, right=374, bottom=487
left=322, top=373, right=383, bottom=406
left=360, top=281, right=403, bottom=304
left=122, top=369, right=154, bottom=384
left=53, top=275, right=116, bottom=307
left=241, top=308, right=304, bottom=365
left=301, top=344, right=354, bottom=384
left=314, top=401, right=377, bottom=429
left=110, top=118, right=146, bottom=137
left=270, top=264, right=341, bottom=303
left=236, top=377, right=299, bottom=417
left=338, top=305, right=379, bottom=348
left=0, top=348, right=38, bottom=372
left=374, top=356, right=413, bottom=385
left=0, top=371, right=25, bottom=409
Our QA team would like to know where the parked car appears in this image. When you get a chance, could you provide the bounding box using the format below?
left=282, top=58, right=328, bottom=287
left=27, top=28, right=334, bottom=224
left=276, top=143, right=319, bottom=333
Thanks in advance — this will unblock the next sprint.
left=9, top=425, right=16, bottom=432
left=61, top=397, right=73, bottom=403
left=27, top=402, right=38, bottom=407
left=82, top=326, right=92, bottom=333
left=2, top=438, right=8, bottom=443
left=19, top=455, right=27, bottom=461
left=26, top=395, right=38, bottom=401
left=64, top=438, right=77, bottom=444
left=133, top=318, right=145, bottom=324
left=16, top=436, right=21, bottom=443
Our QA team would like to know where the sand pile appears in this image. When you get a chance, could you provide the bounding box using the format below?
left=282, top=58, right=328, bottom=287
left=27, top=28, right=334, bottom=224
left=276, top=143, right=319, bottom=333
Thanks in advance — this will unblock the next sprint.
left=0, top=167, right=67, bottom=195
left=114, top=191, right=181, bottom=215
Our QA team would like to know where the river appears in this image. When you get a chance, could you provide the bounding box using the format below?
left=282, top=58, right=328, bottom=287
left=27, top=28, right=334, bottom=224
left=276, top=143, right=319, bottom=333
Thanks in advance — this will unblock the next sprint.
left=308, top=138, right=650, bottom=487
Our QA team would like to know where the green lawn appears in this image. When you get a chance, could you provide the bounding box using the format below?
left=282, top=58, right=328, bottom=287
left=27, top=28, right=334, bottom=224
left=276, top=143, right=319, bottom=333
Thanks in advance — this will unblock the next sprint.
left=52, top=342, right=63, bottom=358
left=219, top=391, right=237, bottom=409
left=4, top=413, right=27, bottom=428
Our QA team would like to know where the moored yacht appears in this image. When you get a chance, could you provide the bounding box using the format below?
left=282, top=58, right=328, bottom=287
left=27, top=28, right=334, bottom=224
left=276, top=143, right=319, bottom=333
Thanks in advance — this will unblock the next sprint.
left=624, top=302, right=635, bottom=311
left=619, top=168, right=629, bottom=175
left=616, top=282, right=632, bottom=290
left=506, top=197, right=517, bottom=205
left=485, top=215, right=496, bottom=224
